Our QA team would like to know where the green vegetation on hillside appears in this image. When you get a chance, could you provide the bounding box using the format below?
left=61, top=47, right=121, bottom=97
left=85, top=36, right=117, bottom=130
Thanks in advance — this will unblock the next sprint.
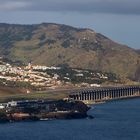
left=0, top=23, right=139, bottom=82
left=37, top=66, right=119, bottom=84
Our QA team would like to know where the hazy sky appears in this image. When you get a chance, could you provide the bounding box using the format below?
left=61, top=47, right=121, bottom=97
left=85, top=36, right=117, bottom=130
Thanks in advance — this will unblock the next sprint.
left=0, top=0, right=140, bottom=49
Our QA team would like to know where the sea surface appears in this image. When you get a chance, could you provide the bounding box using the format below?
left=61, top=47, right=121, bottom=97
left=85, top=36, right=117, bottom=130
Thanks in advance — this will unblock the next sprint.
left=0, top=98, right=140, bottom=140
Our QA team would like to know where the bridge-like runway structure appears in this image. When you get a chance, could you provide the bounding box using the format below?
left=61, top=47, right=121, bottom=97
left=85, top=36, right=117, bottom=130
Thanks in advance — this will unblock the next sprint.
left=69, top=86, right=140, bottom=103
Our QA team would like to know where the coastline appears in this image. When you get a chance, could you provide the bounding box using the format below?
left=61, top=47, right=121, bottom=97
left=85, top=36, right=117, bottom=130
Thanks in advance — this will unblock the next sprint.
left=0, top=99, right=91, bottom=123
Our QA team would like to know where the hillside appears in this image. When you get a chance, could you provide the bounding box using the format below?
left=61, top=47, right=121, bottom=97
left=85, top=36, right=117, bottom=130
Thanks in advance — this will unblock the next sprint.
left=0, top=23, right=139, bottom=82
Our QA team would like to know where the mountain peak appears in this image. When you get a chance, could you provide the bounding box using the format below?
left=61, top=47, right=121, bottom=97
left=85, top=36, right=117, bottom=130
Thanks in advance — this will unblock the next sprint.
left=0, top=22, right=139, bottom=82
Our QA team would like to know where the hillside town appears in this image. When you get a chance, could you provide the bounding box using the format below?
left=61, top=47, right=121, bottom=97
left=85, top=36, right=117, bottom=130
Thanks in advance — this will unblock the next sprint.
left=0, top=62, right=63, bottom=90
left=0, top=58, right=118, bottom=92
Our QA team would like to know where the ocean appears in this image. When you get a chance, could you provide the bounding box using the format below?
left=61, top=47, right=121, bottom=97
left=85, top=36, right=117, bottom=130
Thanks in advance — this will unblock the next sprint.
left=0, top=98, right=140, bottom=140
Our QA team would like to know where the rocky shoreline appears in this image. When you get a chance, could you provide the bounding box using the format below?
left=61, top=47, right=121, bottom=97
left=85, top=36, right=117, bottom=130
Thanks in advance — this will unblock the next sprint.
left=0, top=99, right=91, bottom=122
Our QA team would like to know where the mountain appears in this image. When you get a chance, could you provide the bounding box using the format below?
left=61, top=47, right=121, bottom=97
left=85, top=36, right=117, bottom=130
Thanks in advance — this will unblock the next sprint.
left=0, top=23, right=139, bottom=82
left=136, top=49, right=140, bottom=54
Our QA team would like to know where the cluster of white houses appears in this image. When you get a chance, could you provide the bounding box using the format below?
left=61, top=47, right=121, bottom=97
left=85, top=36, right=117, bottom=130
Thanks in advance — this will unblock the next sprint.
left=0, top=63, right=63, bottom=88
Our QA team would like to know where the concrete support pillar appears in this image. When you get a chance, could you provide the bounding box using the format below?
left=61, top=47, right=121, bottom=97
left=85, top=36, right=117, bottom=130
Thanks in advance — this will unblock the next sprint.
left=119, top=89, right=122, bottom=97
left=127, top=88, right=130, bottom=96
left=112, top=90, right=115, bottom=99
left=81, top=93, right=83, bottom=100
left=91, top=92, right=93, bottom=101
left=100, top=91, right=103, bottom=100
left=138, top=87, right=140, bottom=95
left=111, top=90, right=114, bottom=99
left=118, top=89, right=120, bottom=98
left=85, top=92, right=87, bottom=100
left=134, top=87, right=138, bottom=96
left=114, top=89, right=117, bottom=98
left=99, top=91, right=101, bottom=100
left=108, top=90, right=111, bottom=99
left=128, top=88, right=131, bottom=96
left=82, top=93, right=84, bottom=100
left=83, top=93, right=86, bottom=100
left=78, top=94, right=81, bottom=100
left=90, top=92, right=92, bottom=100
left=91, top=92, right=94, bottom=100
left=75, top=94, right=78, bottom=100
left=88, top=92, right=91, bottom=100
left=111, top=90, right=113, bottom=99
left=107, top=90, right=110, bottom=99
left=87, top=92, right=90, bottom=100
left=120, top=88, right=122, bottom=98
left=101, top=90, right=104, bottom=100
left=96, top=91, right=99, bottom=101
left=95, top=91, right=98, bottom=101
left=121, top=88, right=124, bottom=97
left=132, top=87, right=134, bottom=96
left=123, top=89, right=126, bottom=97
left=94, top=92, right=96, bottom=101
left=129, top=88, right=132, bottom=96
left=99, top=91, right=102, bottom=100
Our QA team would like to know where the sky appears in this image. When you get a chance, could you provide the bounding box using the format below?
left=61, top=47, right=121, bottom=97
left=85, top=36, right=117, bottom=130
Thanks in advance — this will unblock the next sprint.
left=0, top=0, right=140, bottom=49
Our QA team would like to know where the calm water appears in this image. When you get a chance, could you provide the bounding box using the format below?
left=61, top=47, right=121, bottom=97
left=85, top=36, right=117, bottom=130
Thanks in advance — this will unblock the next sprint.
left=0, top=98, right=140, bottom=140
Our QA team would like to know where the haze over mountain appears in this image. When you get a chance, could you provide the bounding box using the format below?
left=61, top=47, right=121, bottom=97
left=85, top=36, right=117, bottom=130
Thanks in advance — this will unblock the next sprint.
left=0, top=23, right=139, bottom=82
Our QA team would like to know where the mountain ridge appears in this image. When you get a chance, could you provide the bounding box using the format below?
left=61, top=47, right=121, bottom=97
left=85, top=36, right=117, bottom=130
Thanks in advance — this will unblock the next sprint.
left=0, top=23, right=139, bottom=82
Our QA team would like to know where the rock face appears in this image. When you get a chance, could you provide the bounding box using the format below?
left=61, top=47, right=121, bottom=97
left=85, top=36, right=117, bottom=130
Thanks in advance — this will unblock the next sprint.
left=135, top=64, right=140, bottom=82
left=0, top=100, right=90, bottom=122
left=0, top=112, right=8, bottom=122
left=0, top=23, right=139, bottom=81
